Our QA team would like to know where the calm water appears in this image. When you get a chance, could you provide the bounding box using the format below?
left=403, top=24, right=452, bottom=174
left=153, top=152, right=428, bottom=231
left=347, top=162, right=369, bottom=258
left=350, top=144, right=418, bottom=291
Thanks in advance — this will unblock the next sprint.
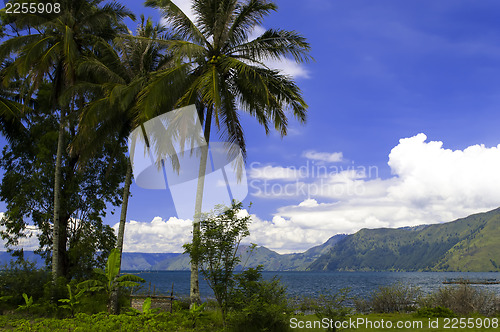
left=125, top=271, right=500, bottom=299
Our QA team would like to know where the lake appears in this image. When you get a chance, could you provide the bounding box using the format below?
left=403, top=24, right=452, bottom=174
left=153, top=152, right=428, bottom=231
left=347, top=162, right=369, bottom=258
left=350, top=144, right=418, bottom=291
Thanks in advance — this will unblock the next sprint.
left=125, top=271, right=500, bottom=300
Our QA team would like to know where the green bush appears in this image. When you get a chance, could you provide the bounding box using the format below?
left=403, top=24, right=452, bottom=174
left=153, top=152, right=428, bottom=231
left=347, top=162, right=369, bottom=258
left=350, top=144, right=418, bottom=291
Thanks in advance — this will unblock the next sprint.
left=421, top=284, right=500, bottom=317
left=0, top=260, right=49, bottom=308
left=369, top=282, right=421, bottom=313
left=227, top=267, right=292, bottom=332
left=313, top=288, right=352, bottom=332
left=414, top=306, right=456, bottom=318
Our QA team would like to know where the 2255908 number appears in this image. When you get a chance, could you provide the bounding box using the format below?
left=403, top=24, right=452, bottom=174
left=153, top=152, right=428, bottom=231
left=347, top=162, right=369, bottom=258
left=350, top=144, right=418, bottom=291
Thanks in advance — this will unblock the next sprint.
left=443, top=317, right=499, bottom=329
left=5, top=2, right=61, bottom=14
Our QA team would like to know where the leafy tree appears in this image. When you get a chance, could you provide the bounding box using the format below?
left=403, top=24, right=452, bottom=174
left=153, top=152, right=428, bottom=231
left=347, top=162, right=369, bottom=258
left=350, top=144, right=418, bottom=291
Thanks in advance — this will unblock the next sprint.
left=143, top=0, right=312, bottom=305
left=228, top=266, right=292, bottom=332
left=183, top=201, right=250, bottom=324
left=0, top=83, right=125, bottom=280
left=0, top=0, right=134, bottom=284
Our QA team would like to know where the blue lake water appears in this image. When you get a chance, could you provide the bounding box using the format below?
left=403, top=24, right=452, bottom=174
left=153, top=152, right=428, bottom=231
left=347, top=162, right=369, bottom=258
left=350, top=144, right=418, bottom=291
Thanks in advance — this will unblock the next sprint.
left=125, top=271, right=500, bottom=300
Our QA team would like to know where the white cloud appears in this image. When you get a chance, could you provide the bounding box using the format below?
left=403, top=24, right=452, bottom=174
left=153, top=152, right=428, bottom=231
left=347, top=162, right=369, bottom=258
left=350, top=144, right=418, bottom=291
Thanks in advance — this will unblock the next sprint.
left=243, top=133, right=500, bottom=253
left=9, top=134, right=499, bottom=255
left=115, top=216, right=193, bottom=253
left=0, top=213, right=41, bottom=251
left=303, top=151, right=343, bottom=163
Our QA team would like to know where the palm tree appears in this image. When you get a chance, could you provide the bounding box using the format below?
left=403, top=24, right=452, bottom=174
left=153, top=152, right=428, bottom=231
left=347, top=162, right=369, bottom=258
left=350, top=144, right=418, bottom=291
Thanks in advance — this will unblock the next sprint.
left=142, top=0, right=312, bottom=305
left=0, top=0, right=134, bottom=284
left=73, top=16, right=181, bottom=313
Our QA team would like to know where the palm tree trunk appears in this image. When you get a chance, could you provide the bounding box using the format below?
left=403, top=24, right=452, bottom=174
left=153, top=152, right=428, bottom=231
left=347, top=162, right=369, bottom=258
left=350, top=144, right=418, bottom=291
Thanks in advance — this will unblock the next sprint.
left=190, top=107, right=212, bottom=307
left=110, top=158, right=133, bottom=314
left=52, top=117, right=65, bottom=289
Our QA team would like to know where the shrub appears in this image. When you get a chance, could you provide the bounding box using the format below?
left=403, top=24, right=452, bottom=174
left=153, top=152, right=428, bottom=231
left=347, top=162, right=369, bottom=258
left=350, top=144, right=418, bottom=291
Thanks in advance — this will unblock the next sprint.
left=369, top=282, right=421, bottom=313
left=353, top=296, right=371, bottom=314
left=313, top=288, right=352, bottom=332
left=227, top=267, right=292, bottom=332
left=415, top=306, right=456, bottom=318
left=0, top=260, right=49, bottom=308
left=422, top=284, right=500, bottom=317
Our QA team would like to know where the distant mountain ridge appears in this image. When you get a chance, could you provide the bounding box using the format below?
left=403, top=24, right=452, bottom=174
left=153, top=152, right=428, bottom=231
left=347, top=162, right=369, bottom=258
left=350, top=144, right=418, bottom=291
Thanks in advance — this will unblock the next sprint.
left=310, top=207, right=500, bottom=272
left=2, top=208, right=499, bottom=272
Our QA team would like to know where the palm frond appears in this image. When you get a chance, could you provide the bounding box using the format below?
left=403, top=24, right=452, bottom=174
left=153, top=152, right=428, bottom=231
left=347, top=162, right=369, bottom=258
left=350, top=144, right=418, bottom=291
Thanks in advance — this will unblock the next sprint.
left=229, top=28, right=312, bottom=63
left=145, top=0, right=206, bottom=46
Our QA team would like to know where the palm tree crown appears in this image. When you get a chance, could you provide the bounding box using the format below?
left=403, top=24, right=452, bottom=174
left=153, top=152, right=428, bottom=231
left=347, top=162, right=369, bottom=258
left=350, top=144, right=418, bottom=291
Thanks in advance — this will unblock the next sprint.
left=142, top=0, right=312, bottom=158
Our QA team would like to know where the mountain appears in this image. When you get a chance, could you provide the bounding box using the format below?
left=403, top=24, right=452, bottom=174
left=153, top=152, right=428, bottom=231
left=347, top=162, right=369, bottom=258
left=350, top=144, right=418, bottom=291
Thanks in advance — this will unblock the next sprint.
left=2, top=208, right=499, bottom=272
left=309, top=207, right=500, bottom=272
left=119, top=234, right=347, bottom=271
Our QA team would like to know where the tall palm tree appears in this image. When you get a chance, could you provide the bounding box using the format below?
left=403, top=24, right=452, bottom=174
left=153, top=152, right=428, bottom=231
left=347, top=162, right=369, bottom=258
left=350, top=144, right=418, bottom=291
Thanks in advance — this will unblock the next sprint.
left=142, top=0, right=312, bottom=305
left=0, top=0, right=134, bottom=284
left=73, top=16, right=180, bottom=313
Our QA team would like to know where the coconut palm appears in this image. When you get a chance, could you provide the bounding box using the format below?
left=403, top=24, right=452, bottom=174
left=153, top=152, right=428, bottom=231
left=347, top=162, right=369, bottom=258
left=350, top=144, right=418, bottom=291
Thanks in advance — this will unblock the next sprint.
left=142, top=0, right=312, bottom=305
left=0, top=0, right=134, bottom=284
left=73, top=16, right=184, bottom=313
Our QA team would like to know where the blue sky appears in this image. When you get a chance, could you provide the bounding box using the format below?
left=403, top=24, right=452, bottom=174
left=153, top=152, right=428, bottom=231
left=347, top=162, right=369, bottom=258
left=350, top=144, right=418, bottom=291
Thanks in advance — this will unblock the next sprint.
left=3, top=0, right=500, bottom=253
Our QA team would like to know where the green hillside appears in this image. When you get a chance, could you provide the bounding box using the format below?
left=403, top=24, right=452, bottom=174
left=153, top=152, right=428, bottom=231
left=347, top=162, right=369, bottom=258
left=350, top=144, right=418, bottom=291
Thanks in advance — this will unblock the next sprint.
left=309, top=207, right=500, bottom=272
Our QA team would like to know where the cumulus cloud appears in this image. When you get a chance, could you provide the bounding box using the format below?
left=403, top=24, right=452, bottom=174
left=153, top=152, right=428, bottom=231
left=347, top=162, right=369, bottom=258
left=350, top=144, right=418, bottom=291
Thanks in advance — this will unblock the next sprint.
left=0, top=213, right=41, bottom=251
left=8, top=134, right=499, bottom=255
left=245, top=133, right=500, bottom=253
left=114, top=216, right=193, bottom=253
left=303, top=151, right=343, bottom=163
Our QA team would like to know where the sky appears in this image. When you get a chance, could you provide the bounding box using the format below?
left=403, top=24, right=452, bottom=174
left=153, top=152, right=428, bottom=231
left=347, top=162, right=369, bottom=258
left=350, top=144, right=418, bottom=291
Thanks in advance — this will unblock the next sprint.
left=2, top=0, right=500, bottom=254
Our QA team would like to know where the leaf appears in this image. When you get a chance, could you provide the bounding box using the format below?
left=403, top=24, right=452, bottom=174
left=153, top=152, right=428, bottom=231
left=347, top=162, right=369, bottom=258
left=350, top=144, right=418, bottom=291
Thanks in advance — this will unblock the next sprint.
left=142, top=297, right=152, bottom=313
left=106, top=248, right=121, bottom=283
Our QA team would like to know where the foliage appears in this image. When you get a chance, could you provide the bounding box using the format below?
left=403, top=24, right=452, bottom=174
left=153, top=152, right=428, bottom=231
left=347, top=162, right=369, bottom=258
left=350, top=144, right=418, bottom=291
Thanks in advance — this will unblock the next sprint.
left=16, top=293, right=39, bottom=315
left=0, top=96, right=125, bottom=280
left=227, top=266, right=292, bottom=332
left=58, top=284, right=85, bottom=316
left=0, top=0, right=134, bottom=282
left=187, top=302, right=206, bottom=328
left=0, top=260, right=49, bottom=307
left=415, top=306, right=456, bottom=318
left=368, top=282, right=421, bottom=313
left=183, top=201, right=251, bottom=322
left=78, top=249, right=145, bottom=312
left=142, top=0, right=312, bottom=155
left=313, top=288, right=353, bottom=332
left=0, top=311, right=222, bottom=331
left=126, top=297, right=161, bottom=316
left=420, top=284, right=500, bottom=317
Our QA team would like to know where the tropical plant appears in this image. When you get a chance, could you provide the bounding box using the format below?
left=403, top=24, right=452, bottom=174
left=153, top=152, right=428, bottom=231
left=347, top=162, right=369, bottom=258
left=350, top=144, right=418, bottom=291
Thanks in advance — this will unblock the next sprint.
left=58, top=284, right=85, bottom=316
left=126, top=297, right=161, bottom=316
left=16, top=293, right=39, bottom=315
left=73, top=15, right=176, bottom=313
left=143, top=0, right=312, bottom=306
left=183, top=201, right=250, bottom=324
left=78, top=249, right=145, bottom=313
left=0, top=0, right=134, bottom=285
